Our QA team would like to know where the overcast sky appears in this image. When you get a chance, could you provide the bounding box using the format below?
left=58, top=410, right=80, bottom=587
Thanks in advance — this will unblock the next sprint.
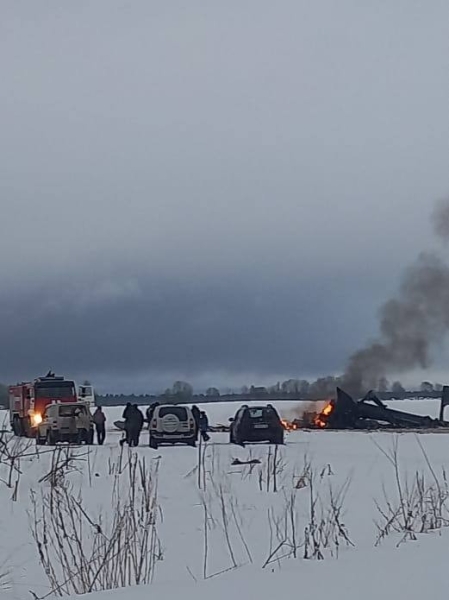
left=1, top=1, right=449, bottom=392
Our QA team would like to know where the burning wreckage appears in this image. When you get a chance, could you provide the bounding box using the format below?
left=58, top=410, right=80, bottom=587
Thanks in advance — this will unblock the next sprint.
left=283, top=386, right=449, bottom=431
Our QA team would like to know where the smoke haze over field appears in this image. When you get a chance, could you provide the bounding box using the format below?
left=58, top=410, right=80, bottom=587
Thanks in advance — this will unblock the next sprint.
left=1, top=1, right=449, bottom=392
left=432, top=200, right=449, bottom=244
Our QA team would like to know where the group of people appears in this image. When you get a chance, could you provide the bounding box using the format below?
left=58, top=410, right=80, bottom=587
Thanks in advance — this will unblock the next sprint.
left=90, top=403, right=211, bottom=448
left=90, top=404, right=145, bottom=447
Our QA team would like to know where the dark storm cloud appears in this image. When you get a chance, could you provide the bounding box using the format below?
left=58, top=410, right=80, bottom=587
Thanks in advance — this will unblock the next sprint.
left=1, top=1, right=449, bottom=390
left=0, top=267, right=385, bottom=390
left=0, top=260, right=388, bottom=389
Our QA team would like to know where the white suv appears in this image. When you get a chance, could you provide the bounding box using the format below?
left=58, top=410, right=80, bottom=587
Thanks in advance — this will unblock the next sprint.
left=36, top=402, right=93, bottom=445
left=149, top=405, right=196, bottom=449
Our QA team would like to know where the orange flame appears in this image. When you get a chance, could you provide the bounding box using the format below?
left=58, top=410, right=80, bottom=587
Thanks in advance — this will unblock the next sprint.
left=314, top=401, right=334, bottom=428
left=281, top=419, right=299, bottom=431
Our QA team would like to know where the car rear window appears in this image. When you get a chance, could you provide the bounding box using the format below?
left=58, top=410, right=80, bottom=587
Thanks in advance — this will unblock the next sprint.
left=58, top=405, right=86, bottom=417
left=159, top=406, right=188, bottom=420
left=248, top=408, right=264, bottom=419
left=248, top=407, right=278, bottom=420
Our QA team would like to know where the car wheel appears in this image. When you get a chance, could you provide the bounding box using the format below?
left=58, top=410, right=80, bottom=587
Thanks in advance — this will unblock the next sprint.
left=188, top=438, right=196, bottom=448
left=46, top=431, right=56, bottom=446
left=149, top=436, right=158, bottom=450
left=36, top=432, right=45, bottom=446
left=235, top=434, right=244, bottom=447
left=230, top=427, right=238, bottom=444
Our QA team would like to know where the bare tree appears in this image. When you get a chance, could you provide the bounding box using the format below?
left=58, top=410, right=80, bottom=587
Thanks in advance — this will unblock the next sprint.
left=391, top=381, right=406, bottom=397
left=420, top=381, right=434, bottom=395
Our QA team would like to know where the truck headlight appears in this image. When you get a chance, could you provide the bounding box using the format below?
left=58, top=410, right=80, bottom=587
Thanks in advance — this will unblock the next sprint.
left=32, top=413, right=43, bottom=426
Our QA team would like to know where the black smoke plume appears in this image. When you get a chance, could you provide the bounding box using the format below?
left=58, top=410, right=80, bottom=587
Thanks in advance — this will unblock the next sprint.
left=341, top=199, right=449, bottom=397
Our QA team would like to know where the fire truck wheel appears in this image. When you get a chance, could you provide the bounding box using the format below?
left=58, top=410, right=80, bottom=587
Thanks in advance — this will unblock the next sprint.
left=12, top=417, right=22, bottom=437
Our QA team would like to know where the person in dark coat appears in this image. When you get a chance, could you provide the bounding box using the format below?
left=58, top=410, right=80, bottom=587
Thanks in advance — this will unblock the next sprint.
left=146, top=402, right=159, bottom=430
left=120, top=403, right=133, bottom=447
left=128, top=405, right=145, bottom=447
left=120, top=402, right=132, bottom=446
left=198, top=411, right=210, bottom=442
left=191, top=405, right=200, bottom=440
left=122, top=403, right=132, bottom=419
left=93, top=407, right=106, bottom=445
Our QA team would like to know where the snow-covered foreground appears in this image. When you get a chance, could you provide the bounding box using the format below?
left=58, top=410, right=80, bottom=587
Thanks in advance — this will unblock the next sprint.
left=0, top=399, right=449, bottom=600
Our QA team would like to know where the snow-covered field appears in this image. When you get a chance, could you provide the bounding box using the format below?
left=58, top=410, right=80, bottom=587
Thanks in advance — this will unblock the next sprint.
left=1, top=398, right=449, bottom=600
left=104, top=396, right=446, bottom=428
left=104, top=399, right=318, bottom=428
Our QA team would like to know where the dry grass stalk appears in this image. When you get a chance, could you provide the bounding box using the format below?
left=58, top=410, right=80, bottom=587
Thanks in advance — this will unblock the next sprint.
left=30, top=452, right=162, bottom=598
left=374, top=436, right=449, bottom=546
left=0, top=430, right=34, bottom=493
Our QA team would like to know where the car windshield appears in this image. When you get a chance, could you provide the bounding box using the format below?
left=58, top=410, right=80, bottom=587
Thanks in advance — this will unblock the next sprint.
left=36, top=385, right=75, bottom=399
left=159, top=406, right=188, bottom=420
left=58, top=405, right=86, bottom=417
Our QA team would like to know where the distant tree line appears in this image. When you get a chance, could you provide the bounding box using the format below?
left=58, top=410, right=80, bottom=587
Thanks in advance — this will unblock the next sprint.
left=0, top=378, right=445, bottom=408
left=94, top=378, right=447, bottom=406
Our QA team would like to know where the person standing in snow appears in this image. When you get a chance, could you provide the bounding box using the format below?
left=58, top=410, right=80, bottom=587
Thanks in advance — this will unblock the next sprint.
left=146, top=401, right=159, bottom=430
left=191, top=405, right=200, bottom=440
left=128, top=405, right=144, bottom=447
left=93, top=406, right=106, bottom=445
left=120, top=403, right=133, bottom=447
left=122, top=402, right=132, bottom=420
left=198, top=411, right=210, bottom=442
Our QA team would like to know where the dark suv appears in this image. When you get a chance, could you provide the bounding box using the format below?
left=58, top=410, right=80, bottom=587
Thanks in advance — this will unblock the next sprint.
left=229, top=405, right=284, bottom=445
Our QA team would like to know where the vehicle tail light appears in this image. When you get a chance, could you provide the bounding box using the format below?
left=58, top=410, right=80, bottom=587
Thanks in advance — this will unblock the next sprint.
left=151, top=419, right=157, bottom=428
left=189, top=419, right=194, bottom=428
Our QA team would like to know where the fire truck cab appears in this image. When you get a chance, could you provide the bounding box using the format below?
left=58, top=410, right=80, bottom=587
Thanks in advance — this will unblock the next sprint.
left=9, top=373, right=78, bottom=437
left=78, top=383, right=95, bottom=407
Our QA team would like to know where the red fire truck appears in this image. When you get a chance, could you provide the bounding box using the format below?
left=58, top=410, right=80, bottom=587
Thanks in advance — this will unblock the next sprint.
left=9, top=373, right=78, bottom=437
